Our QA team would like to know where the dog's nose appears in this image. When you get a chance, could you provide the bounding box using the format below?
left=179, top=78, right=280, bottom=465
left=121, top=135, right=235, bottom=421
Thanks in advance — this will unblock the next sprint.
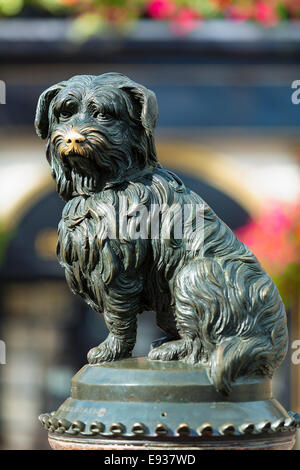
left=64, top=130, right=85, bottom=146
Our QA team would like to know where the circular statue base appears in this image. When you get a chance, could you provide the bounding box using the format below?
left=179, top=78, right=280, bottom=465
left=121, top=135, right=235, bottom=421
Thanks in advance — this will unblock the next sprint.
left=39, top=357, right=298, bottom=450
left=48, top=433, right=296, bottom=451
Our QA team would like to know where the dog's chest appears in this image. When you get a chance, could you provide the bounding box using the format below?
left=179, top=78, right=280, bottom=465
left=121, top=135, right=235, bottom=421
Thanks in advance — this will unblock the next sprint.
left=57, top=196, right=104, bottom=273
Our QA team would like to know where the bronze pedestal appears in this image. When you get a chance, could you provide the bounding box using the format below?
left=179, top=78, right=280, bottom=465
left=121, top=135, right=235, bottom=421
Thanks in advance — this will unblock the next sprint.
left=40, top=357, right=298, bottom=450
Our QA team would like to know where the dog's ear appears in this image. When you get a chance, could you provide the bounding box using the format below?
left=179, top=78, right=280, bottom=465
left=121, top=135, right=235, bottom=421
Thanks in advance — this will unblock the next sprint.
left=35, top=82, right=67, bottom=139
left=120, top=84, right=158, bottom=136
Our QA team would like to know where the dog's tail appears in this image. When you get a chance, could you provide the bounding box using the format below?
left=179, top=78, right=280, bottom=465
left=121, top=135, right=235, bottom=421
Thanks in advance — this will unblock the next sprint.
left=208, top=336, right=274, bottom=396
left=208, top=281, right=288, bottom=395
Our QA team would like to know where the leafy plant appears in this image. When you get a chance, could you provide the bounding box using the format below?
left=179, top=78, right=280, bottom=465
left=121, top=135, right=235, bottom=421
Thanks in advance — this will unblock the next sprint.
left=0, top=1, right=299, bottom=38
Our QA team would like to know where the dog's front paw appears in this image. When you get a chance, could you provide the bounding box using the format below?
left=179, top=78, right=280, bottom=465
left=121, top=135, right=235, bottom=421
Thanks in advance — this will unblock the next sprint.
left=148, top=338, right=192, bottom=362
left=87, top=344, right=115, bottom=364
left=87, top=334, right=132, bottom=364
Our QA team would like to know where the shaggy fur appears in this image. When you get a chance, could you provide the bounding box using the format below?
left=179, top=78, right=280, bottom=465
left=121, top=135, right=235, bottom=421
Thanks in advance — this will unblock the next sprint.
left=35, top=73, right=288, bottom=395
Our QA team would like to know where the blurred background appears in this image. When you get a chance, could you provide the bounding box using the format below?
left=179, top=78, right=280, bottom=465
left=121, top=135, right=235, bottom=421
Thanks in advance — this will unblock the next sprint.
left=0, top=0, right=300, bottom=450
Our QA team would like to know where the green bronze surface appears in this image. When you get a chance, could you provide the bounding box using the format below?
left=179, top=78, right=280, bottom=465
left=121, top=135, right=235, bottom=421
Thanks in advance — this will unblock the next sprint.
left=35, top=73, right=288, bottom=397
left=39, top=357, right=298, bottom=443
left=35, top=73, right=296, bottom=449
left=71, top=357, right=272, bottom=403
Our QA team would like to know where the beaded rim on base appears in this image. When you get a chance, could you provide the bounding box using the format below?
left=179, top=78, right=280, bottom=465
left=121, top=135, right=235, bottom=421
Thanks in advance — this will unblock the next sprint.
left=39, top=411, right=300, bottom=440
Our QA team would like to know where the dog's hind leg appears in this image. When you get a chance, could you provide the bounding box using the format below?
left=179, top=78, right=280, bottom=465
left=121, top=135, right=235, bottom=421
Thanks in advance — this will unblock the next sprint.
left=151, top=309, right=180, bottom=349
left=87, top=274, right=142, bottom=364
left=148, top=262, right=204, bottom=363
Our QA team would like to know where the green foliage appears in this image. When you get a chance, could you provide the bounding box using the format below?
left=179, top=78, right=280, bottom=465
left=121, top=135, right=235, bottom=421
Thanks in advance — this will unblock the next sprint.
left=273, top=264, right=300, bottom=308
left=68, top=12, right=106, bottom=41
left=0, top=0, right=24, bottom=16
left=32, top=0, right=68, bottom=14
left=276, top=2, right=289, bottom=20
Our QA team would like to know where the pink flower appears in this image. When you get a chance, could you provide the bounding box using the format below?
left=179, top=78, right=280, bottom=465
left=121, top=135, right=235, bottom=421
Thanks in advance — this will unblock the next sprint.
left=263, top=207, right=292, bottom=232
left=235, top=202, right=300, bottom=276
left=170, top=7, right=200, bottom=35
left=227, top=5, right=253, bottom=21
left=285, top=0, right=300, bottom=16
left=296, top=222, right=300, bottom=243
left=255, top=1, right=279, bottom=26
left=210, top=0, right=232, bottom=8
left=59, top=0, right=79, bottom=5
left=147, top=0, right=176, bottom=19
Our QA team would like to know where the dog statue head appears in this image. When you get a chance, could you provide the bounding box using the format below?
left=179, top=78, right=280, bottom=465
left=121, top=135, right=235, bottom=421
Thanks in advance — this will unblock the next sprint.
left=35, top=73, right=159, bottom=201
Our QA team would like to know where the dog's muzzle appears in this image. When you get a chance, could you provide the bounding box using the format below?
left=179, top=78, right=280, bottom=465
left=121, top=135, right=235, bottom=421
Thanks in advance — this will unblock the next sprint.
left=51, top=126, right=108, bottom=164
left=63, top=130, right=86, bottom=156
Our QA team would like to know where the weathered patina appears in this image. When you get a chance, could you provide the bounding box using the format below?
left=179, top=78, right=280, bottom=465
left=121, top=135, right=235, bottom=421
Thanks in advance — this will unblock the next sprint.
left=36, top=74, right=297, bottom=450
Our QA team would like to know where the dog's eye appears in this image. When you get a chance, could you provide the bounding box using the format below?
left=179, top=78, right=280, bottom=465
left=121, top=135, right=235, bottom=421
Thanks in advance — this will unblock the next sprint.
left=60, top=109, right=74, bottom=119
left=60, top=110, right=73, bottom=118
left=59, top=101, right=77, bottom=120
left=93, top=111, right=113, bottom=121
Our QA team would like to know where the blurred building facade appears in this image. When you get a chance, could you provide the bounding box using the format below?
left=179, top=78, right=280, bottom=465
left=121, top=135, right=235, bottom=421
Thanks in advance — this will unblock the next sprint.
left=0, top=19, right=300, bottom=449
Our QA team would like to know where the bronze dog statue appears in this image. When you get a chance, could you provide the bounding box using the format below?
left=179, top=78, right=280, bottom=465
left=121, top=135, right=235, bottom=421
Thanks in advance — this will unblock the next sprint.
left=35, top=73, right=288, bottom=395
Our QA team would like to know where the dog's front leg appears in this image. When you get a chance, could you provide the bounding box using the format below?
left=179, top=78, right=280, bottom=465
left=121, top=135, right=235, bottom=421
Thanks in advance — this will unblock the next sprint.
left=87, top=275, right=142, bottom=364
left=87, top=312, right=137, bottom=364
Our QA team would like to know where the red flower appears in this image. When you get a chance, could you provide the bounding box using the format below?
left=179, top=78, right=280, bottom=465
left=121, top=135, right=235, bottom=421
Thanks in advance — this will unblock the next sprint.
left=147, top=0, right=176, bottom=19
left=171, top=7, right=200, bottom=35
left=210, top=0, right=232, bottom=8
left=227, top=4, right=253, bottom=21
left=255, top=1, right=279, bottom=26
left=285, top=0, right=300, bottom=17
left=59, top=0, right=80, bottom=5
left=235, top=202, right=300, bottom=276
